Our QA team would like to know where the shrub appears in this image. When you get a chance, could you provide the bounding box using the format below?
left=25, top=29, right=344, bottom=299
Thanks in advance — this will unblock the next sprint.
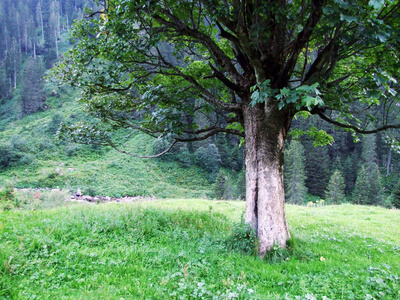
left=10, top=135, right=29, bottom=152
left=152, top=137, right=175, bottom=161
left=0, top=144, right=23, bottom=169
left=47, top=112, right=65, bottom=134
left=0, top=181, right=19, bottom=210
left=65, top=144, right=83, bottom=157
left=84, top=186, right=97, bottom=197
left=176, top=144, right=192, bottom=167
left=264, top=237, right=297, bottom=264
left=225, top=216, right=257, bottom=255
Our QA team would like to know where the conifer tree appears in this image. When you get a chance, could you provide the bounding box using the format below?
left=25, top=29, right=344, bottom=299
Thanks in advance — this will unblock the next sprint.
left=213, top=170, right=227, bottom=199
left=353, top=165, right=370, bottom=205
left=342, top=153, right=358, bottom=195
left=325, top=170, right=346, bottom=204
left=304, top=138, right=330, bottom=198
left=285, top=140, right=307, bottom=204
left=353, top=135, right=383, bottom=205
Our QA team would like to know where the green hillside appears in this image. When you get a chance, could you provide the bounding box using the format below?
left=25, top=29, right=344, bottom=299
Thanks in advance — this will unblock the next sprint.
left=1, top=201, right=399, bottom=299
left=0, top=92, right=213, bottom=198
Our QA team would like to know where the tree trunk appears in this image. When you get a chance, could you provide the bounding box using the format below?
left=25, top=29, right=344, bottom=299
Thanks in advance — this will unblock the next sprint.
left=243, top=103, right=291, bottom=257
left=386, top=148, right=392, bottom=177
left=54, top=29, right=59, bottom=59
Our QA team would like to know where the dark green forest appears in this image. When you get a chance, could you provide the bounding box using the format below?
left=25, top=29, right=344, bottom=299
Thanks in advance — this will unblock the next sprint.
left=1, top=0, right=400, bottom=208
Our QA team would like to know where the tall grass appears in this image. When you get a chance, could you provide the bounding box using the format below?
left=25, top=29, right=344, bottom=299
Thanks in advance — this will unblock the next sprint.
left=1, top=201, right=399, bottom=299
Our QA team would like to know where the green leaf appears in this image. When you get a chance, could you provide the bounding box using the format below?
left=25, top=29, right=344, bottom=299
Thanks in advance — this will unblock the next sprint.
left=368, top=0, right=385, bottom=10
left=340, top=14, right=358, bottom=23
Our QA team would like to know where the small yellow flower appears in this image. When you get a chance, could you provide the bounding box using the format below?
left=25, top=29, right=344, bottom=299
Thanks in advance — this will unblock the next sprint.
left=320, top=256, right=326, bottom=261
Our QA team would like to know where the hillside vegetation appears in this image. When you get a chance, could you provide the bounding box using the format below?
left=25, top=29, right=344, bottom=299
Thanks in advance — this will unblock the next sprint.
left=0, top=100, right=214, bottom=198
left=1, top=200, right=399, bottom=299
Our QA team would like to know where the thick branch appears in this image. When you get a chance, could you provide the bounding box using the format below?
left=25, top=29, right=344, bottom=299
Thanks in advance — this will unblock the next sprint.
left=105, top=126, right=244, bottom=159
left=315, top=108, right=400, bottom=134
left=152, top=11, right=242, bottom=86
left=278, top=0, right=326, bottom=87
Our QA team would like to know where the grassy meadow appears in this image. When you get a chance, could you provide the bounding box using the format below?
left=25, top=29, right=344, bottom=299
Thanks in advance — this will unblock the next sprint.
left=1, top=200, right=399, bottom=299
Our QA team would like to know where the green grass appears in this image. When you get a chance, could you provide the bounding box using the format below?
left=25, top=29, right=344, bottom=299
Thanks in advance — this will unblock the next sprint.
left=1, top=201, right=399, bottom=299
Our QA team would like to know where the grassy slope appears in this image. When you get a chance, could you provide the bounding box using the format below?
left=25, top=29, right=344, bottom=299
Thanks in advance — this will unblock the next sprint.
left=0, top=86, right=212, bottom=198
left=1, top=201, right=399, bottom=299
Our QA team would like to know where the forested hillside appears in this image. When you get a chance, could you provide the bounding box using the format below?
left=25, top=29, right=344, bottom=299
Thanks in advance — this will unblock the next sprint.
left=1, top=0, right=400, bottom=208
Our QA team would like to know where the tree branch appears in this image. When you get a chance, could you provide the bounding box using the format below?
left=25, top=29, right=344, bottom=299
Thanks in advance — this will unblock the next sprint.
left=106, top=138, right=179, bottom=158
left=278, top=0, right=326, bottom=87
left=315, top=108, right=400, bottom=134
left=152, top=11, right=243, bottom=86
left=104, top=125, right=244, bottom=159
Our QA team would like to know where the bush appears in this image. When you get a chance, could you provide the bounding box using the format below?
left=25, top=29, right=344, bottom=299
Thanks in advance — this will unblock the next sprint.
left=84, top=186, right=98, bottom=197
left=65, top=144, right=82, bottom=157
left=263, top=235, right=297, bottom=264
left=0, top=144, right=24, bottom=169
left=225, top=216, right=257, bottom=255
left=0, top=181, right=18, bottom=210
left=176, top=144, right=192, bottom=167
left=47, top=112, right=65, bottom=134
left=0, top=139, right=35, bottom=169
left=10, top=135, right=29, bottom=152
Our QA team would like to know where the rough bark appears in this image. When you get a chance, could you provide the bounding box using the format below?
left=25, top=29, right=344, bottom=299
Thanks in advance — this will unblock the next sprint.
left=243, top=102, right=291, bottom=257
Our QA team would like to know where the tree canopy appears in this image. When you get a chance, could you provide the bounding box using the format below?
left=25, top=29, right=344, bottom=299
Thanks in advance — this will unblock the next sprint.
left=52, top=0, right=400, bottom=255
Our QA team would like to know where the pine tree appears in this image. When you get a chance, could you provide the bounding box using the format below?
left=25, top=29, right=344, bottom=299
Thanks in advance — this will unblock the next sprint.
left=353, top=165, right=370, bottom=204
left=325, top=170, right=346, bottom=204
left=342, top=153, right=358, bottom=195
left=285, top=140, right=307, bottom=204
left=213, top=170, right=227, bottom=199
left=303, top=138, right=330, bottom=197
left=353, top=134, right=383, bottom=205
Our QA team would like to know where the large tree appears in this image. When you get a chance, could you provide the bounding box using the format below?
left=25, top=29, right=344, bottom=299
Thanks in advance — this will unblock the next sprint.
left=52, top=0, right=400, bottom=256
